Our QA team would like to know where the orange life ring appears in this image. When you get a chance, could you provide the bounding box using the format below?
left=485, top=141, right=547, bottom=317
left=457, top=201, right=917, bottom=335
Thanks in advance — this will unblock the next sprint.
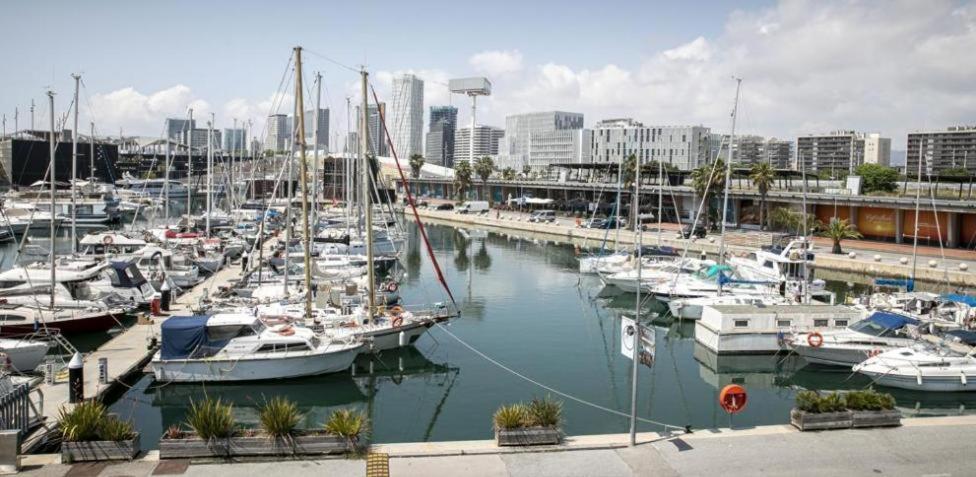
left=719, top=384, right=748, bottom=414
left=389, top=305, right=404, bottom=315
left=102, top=235, right=114, bottom=245
left=392, top=316, right=404, bottom=327
left=807, top=332, right=823, bottom=348
left=340, top=321, right=359, bottom=328
left=387, top=282, right=398, bottom=293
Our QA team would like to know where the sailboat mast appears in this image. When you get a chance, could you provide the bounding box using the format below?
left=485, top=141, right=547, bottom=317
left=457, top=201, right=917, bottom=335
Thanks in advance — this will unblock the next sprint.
left=206, top=114, right=213, bottom=236
left=911, top=145, right=923, bottom=282
left=718, top=77, right=742, bottom=265
left=295, top=46, right=314, bottom=318
left=657, top=159, right=663, bottom=246
left=71, top=74, right=80, bottom=253
left=629, top=146, right=642, bottom=446
left=165, top=134, right=171, bottom=223
left=89, top=122, right=94, bottom=181
left=187, top=108, right=194, bottom=218
left=360, top=69, right=375, bottom=320
left=345, top=96, right=353, bottom=235
left=47, top=91, right=56, bottom=309
left=312, top=71, right=322, bottom=228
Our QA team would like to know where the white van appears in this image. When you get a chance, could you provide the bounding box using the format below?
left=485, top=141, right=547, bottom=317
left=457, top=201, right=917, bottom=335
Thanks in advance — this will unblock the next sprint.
left=457, top=201, right=490, bottom=214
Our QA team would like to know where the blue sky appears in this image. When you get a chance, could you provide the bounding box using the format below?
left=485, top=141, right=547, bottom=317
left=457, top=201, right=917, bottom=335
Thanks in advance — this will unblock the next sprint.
left=2, top=0, right=974, bottom=151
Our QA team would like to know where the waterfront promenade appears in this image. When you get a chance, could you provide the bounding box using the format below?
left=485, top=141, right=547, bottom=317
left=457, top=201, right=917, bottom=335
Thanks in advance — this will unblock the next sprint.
left=18, top=415, right=976, bottom=476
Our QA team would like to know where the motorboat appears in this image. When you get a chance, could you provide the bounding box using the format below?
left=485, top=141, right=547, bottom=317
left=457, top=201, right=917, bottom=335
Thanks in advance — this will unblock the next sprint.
left=787, top=310, right=921, bottom=367
left=853, top=344, right=976, bottom=392
left=0, top=258, right=155, bottom=306
left=151, top=314, right=364, bottom=382
left=695, top=303, right=862, bottom=354
left=669, top=294, right=791, bottom=320
left=727, top=237, right=814, bottom=284
left=0, top=337, right=50, bottom=373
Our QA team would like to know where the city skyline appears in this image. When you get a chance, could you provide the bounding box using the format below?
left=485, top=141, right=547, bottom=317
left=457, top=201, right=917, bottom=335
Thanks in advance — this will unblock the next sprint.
left=1, top=0, right=974, bottom=161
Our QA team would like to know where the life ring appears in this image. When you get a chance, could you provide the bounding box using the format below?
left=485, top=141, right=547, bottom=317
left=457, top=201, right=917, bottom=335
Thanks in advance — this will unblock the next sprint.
left=102, top=235, right=114, bottom=245
left=807, top=332, right=823, bottom=348
left=386, top=282, right=398, bottom=293
left=276, top=325, right=295, bottom=336
left=389, top=305, right=404, bottom=315
left=339, top=321, right=359, bottom=328
left=868, top=348, right=882, bottom=358
left=392, top=316, right=404, bottom=327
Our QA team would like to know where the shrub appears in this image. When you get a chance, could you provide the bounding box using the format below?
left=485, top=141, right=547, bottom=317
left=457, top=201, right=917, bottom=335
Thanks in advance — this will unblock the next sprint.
left=324, top=409, right=368, bottom=440
left=795, top=391, right=819, bottom=413
left=493, top=404, right=529, bottom=430
left=846, top=389, right=896, bottom=411
left=163, top=424, right=184, bottom=440
left=259, top=396, right=302, bottom=438
left=100, top=416, right=136, bottom=441
left=186, top=397, right=235, bottom=439
left=795, top=391, right=846, bottom=413
left=59, top=401, right=136, bottom=442
left=526, top=396, right=562, bottom=428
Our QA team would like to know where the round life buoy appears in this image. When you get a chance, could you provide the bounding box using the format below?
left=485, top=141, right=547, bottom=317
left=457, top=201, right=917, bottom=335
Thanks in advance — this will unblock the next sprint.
left=387, top=282, right=398, bottom=293
left=392, top=316, right=404, bottom=327
left=719, top=384, right=748, bottom=414
left=102, top=235, right=114, bottom=245
left=807, top=332, right=824, bottom=348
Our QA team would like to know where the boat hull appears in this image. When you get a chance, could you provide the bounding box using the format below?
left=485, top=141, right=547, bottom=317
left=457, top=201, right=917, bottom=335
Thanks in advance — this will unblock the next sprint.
left=151, top=345, right=363, bottom=382
left=0, top=339, right=50, bottom=373
left=0, top=313, right=122, bottom=336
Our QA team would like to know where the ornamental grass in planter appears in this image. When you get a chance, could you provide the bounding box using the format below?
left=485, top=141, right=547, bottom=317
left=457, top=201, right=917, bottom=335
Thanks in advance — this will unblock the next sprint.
left=59, top=400, right=140, bottom=462
left=846, top=390, right=900, bottom=428
left=791, top=389, right=899, bottom=431
left=494, top=396, right=563, bottom=446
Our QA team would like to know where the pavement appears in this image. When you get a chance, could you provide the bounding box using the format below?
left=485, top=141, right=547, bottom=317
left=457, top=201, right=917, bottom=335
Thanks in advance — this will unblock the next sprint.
left=17, top=415, right=976, bottom=476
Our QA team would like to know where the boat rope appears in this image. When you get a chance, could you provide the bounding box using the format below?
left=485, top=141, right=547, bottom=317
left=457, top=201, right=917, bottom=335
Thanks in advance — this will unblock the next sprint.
left=368, top=83, right=457, bottom=309
left=432, top=322, right=687, bottom=433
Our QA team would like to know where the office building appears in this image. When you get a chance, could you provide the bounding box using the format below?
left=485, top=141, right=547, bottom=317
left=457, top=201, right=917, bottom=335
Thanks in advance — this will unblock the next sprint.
left=181, top=128, right=220, bottom=151
left=223, top=128, right=246, bottom=152
left=709, top=133, right=793, bottom=168
left=389, top=74, right=424, bottom=157
left=266, top=114, right=291, bottom=152
left=165, top=118, right=195, bottom=141
left=796, top=130, right=889, bottom=174
left=454, top=125, right=504, bottom=162
left=907, top=125, right=976, bottom=176
left=863, top=133, right=891, bottom=166
left=355, top=103, right=387, bottom=156
left=502, top=111, right=584, bottom=169
left=589, top=118, right=710, bottom=170
left=425, top=106, right=458, bottom=167
left=303, top=108, right=330, bottom=150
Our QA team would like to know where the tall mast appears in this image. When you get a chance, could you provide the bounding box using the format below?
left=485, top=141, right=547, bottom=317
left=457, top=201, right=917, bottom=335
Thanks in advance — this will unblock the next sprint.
left=295, top=47, right=314, bottom=318
left=89, top=122, right=94, bottom=181
left=718, top=77, right=741, bottom=265
left=360, top=69, right=375, bottom=321
left=30, top=99, right=35, bottom=131
left=165, top=132, right=171, bottom=223
left=231, top=118, right=237, bottom=209
left=47, top=91, right=56, bottom=308
left=71, top=74, right=80, bottom=253
left=628, top=144, right=642, bottom=446
left=312, top=71, right=322, bottom=228
left=187, top=108, right=194, bottom=218
left=911, top=145, right=923, bottom=283
left=206, top=113, right=213, bottom=236
left=657, top=159, right=663, bottom=246
left=345, top=96, right=353, bottom=234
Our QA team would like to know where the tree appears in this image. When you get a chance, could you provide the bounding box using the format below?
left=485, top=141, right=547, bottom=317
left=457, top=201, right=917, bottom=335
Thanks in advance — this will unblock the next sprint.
left=941, top=167, right=969, bottom=177
left=408, top=154, right=425, bottom=179
left=820, top=218, right=862, bottom=254
left=854, top=163, right=899, bottom=194
left=453, top=160, right=472, bottom=200
left=749, top=162, right=776, bottom=230
left=501, top=167, right=516, bottom=181
left=473, top=156, right=495, bottom=203
left=521, top=164, right=532, bottom=177
left=621, top=154, right=638, bottom=189
left=689, top=159, right=728, bottom=229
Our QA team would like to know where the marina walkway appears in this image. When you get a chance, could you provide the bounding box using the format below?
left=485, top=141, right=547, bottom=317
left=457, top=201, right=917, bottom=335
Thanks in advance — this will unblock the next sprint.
left=17, top=415, right=976, bottom=476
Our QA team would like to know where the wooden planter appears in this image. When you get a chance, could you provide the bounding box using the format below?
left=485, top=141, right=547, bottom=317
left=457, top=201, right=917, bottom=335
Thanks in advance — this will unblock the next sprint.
left=851, top=409, right=901, bottom=428
left=159, top=432, right=358, bottom=459
left=790, top=409, right=853, bottom=431
left=495, top=427, right=561, bottom=446
left=62, top=434, right=141, bottom=462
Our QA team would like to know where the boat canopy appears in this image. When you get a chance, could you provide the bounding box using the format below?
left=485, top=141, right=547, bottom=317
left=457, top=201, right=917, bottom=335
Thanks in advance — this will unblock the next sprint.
left=867, top=310, right=919, bottom=330
left=874, top=278, right=915, bottom=292
left=945, top=329, right=976, bottom=346
left=160, top=315, right=228, bottom=359
left=704, top=265, right=733, bottom=278
left=942, top=294, right=976, bottom=307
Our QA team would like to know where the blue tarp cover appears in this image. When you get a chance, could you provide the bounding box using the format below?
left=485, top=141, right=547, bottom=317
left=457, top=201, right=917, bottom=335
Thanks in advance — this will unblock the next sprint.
left=943, top=294, right=976, bottom=307
left=946, top=329, right=976, bottom=346
left=867, top=310, right=919, bottom=330
left=874, top=278, right=915, bottom=292
left=160, top=315, right=210, bottom=360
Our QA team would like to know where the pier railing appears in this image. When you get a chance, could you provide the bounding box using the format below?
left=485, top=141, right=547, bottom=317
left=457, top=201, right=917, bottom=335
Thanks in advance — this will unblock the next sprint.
left=0, top=383, right=40, bottom=437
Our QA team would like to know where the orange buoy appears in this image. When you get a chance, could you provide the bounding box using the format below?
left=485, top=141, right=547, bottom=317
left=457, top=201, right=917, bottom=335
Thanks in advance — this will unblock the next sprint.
left=719, top=384, right=748, bottom=414
left=807, top=332, right=824, bottom=348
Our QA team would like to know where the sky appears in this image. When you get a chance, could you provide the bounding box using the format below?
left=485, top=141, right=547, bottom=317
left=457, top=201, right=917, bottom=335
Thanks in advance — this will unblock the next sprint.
left=2, top=0, right=974, bottom=157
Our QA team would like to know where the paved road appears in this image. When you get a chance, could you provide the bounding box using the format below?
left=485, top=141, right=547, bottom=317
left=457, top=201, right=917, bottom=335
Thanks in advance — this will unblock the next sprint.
left=20, top=416, right=976, bottom=476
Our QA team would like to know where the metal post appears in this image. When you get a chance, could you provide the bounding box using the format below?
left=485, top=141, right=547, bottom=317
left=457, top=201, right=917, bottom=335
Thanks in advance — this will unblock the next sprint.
left=71, top=74, right=80, bottom=253
left=68, top=353, right=83, bottom=403
left=312, top=71, right=322, bottom=228
left=469, top=94, right=477, bottom=167
left=47, top=91, right=56, bottom=309
left=187, top=109, right=194, bottom=217
left=206, top=115, right=213, bottom=236
left=295, top=46, right=314, bottom=320
left=629, top=150, right=642, bottom=447
left=361, top=69, right=375, bottom=321
left=165, top=131, right=171, bottom=222
left=89, top=122, right=95, bottom=181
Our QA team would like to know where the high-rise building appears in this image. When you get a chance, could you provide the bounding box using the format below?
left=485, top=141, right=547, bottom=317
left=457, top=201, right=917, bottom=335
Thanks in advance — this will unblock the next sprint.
left=181, top=128, right=220, bottom=150
left=165, top=118, right=195, bottom=141
left=265, top=114, right=292, bottom=152
left=906, top=126, right=976, bottom=176
left=863, top=133, right=891, bottom=166
left=454, top=126, right=504, bottom=162
left=709, top=133, right=793, bottom=168
left=502, top=111, right=584, bottom=169
left=589, top=118, right=710, bottom=170
left=303, top=108, right=330, bottom=149
left=425, top=106, right=458, bottom=167
left=796, top=131, right=889, bottom=174
left=223, top=128, right=246, bottom=152
left=389, top=74, right=424, bottom=157
left=355, top=103, right=387, bottom=156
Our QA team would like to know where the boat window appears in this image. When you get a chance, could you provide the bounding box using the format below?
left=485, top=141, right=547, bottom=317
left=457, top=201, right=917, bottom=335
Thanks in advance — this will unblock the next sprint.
left=734, top=319, right=749, bottom=328
left=283, top=343, right=309, bottom=352
left=835, top=320, right=848, bottom=327
left=776, top=320, right=791, bottom=327
left=762, top=261, right=774, bottom=269
left=814, top=319, right=829, bottom=327
left=0, top=314, right=27, bottom=322
left=849, top=319, right=897, bottom=338
left=256, top=344, right=277, bottom=353
left=206, top=325, right=251, bottom=341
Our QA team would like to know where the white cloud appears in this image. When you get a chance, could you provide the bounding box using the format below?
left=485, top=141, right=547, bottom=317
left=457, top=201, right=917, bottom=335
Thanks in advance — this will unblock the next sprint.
left=469, top=50, right=523, bottom=76
left=89, top=84, right=210, bottom=136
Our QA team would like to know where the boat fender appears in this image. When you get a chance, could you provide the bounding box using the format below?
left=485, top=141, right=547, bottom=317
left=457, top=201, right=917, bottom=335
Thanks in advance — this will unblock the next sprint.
left=392, top=316, right=404, bottom=328
left=387, top=282, right=398, bottom=293
left=0, top=353, right=9, bottom=371
left=807, top=332, right=823, bottom=348
left=962, top=372, right=968, bottom=386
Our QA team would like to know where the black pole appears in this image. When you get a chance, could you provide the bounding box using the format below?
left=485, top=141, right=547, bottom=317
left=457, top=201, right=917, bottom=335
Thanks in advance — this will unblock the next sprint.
left=68, top=352, right=83, bottom=403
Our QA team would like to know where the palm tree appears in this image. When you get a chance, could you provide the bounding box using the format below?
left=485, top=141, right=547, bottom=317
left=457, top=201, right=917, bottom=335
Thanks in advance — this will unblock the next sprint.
left=749, top=162, right=775, bottom=230
left=521, top=164, right=531, bottom=177
left=473, top=156, right=494, bottom=203
left=689, top=159, right=727, bottom=229
left=453, top=160, right=473, bottom=201
left=501, top=167, right=516, bottom=181
left=408, top=154, right=425, bottom=179
left=821, top=218, right=862, bottom=254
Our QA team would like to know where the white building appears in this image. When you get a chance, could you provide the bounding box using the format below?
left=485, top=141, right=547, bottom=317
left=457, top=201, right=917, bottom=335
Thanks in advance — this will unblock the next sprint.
left=454, top=125, right=504, bottom=163
left=502, top=111, right=584, bottom=169
left=863, top=133, right=891, bottom=166
left=796, top=130, right=890, bottom=173
left=355, top=103, right=387, bottom=156
left=590, top=118, right=710, bottom=170
left=265, top=114, right=291, bottom=152
left=303, top=108, right=330, bottom=150
left=389, top=74, right=424, bottom=158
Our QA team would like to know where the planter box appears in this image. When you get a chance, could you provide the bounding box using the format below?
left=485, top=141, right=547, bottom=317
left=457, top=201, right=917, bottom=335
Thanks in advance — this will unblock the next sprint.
left=62, top=434, right=140, bottom=462
left=790, top=409, right=853, bottom=431
left=852, top=409, right=901, bottom=428
left=495, top=427, right=561, bottom=446
left=159, top=433, right=357, bottom=459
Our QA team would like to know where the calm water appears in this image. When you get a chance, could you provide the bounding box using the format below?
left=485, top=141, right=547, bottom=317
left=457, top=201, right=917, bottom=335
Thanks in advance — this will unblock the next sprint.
left=100, top=221, right=976, bottom=448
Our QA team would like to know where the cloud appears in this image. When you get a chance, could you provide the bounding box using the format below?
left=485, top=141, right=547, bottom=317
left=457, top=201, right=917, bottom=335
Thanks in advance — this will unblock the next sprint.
left=469, top=49, right=523, bottom=76
left=89, top=84, right=210, bottom=136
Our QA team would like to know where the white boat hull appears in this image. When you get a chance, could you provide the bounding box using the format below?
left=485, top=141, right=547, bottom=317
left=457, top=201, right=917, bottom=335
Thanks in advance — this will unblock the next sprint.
left=0, top=339, right=50, bottom=373
left=151, top=344, right=362, bottom=382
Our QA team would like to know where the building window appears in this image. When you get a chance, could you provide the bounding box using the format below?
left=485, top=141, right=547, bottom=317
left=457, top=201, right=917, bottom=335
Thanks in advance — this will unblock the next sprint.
left=814, top=319, right=829, bottom=327
left=835, top=320, right=848, bottom=327
left=776, top=320, right=792, bottom=328
left=734, top=319, right=749, bottom=328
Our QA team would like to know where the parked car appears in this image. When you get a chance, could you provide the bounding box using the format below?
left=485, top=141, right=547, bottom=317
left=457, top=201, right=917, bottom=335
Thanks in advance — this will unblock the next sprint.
left=457, top=201, right=490, bottom=214
left=582, top=217, right=624, bottom=229
left=682, top=223, right=707, bottom=238
left=435, top=203, right=455, bottom=211
left=528, top=210, right=557, bottom=223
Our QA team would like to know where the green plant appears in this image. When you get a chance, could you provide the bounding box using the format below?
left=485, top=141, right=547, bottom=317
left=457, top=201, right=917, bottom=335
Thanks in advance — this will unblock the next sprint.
left=493, top=404, right=529, bottom=430
left=100, top=416, right=136, bottom=441
left=408, top=154, right=425, bottom=179
left=473, top=156, right=495, bottom=203
left=820, top=218, right=862, bottom=254
left=259, top=396, right=302, bottom=438
left=186, top=397, right=235, bottom=439
left=749, top=162, right=776, bottom=230
left=59, top=401, right=107, bottom=442
left=795, top=391, right=847, bottom=413
left=501, top=167, right=516, bottom=181
left=845, top=389, right=896, bottom=411
left=795, top=390, right=819, bottom=413
left=164, top=424, right=184, bottom=440
left=854, top=163, right=899, bottom=193
left=324, top=408, right=368, bottom=440
left=454, top=161, right=473, bottom=200
left=526, top=396, right=562, bottom=428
